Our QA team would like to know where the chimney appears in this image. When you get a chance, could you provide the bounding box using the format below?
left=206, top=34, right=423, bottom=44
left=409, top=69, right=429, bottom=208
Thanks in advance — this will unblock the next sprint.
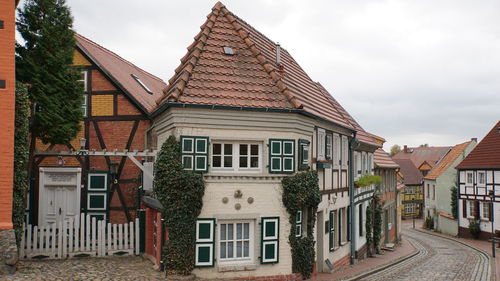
left=403, top=145, right=408, bottom=153
left=471, top=138, right=477, bottom=142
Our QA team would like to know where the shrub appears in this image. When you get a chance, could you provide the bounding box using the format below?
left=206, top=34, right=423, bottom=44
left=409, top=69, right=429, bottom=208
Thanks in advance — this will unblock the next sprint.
left=425, top=215, right=434, bottom=230
left=153, top=136, right=205, bottom=275
left=469, top=220, right=481, bottom=239
left=355, top=174, right=382, bottom=187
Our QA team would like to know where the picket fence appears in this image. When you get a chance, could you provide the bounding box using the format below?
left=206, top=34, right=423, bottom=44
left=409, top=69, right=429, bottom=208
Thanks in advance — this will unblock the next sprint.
left=19, top=214, right=140, bottom=259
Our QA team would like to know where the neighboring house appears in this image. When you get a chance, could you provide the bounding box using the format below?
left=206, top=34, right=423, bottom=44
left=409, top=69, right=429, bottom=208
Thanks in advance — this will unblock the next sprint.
left=149, top=2, right=378, bottom=278
left=30, top=34, right=166, bottom=226
left=0, top=0, right=20, bottom=273
left=392, top=145, right=450, bottom=218
left=423, top=140, right=477, bottom=236
left=393, top=159, right=423, bottom=219
left=369, top=134, right=400, bottom=247
left=456, top=121, right=500, bottom=240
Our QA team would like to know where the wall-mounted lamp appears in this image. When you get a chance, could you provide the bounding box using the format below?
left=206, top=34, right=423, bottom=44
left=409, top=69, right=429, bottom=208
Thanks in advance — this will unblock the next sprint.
left=79, top=138, right=86, bottom=150
left=109, top=162, right=119, bottom=184
left=57, top=156, right=65, bottom=166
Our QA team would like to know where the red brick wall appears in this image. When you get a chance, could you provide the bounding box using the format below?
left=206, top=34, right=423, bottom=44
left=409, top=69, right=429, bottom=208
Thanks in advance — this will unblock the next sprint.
left=117, top=94, right=141, bottom=115
left=355, top=243, right=368, bottom=260
left=333, top=253, right=351, bottom=268
left=0, top=0, right=16, bottom=230
left=91, top=69, right=115, bottom=91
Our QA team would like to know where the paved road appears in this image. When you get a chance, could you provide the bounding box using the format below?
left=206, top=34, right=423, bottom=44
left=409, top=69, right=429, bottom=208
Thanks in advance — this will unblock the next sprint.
left=360, top=226, right=492, bottom=281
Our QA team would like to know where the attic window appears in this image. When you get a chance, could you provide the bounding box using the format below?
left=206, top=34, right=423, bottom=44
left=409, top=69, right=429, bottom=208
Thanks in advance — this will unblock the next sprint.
left=223, top=46, right=235, bottom=56
left=131, top=74, right=153, bottom=95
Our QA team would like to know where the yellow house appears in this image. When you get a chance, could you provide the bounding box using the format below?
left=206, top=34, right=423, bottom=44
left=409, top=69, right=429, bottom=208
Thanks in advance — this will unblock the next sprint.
left=394, top=159, right=423, bottom=218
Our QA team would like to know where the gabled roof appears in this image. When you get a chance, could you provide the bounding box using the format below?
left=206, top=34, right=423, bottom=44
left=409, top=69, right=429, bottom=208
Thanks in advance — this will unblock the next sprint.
left=392, top=158, right=422, bottom=185
left=392, top=146, right=450, bottom=169
left=424, top=141, right=474, bottom=180
left=456, top=121, right=500, bottom=169
left=374, top=148, right=399, bottom=169
left=75, top=33, right=167, bottom=114
left=155, top=2, right=378, bottom=145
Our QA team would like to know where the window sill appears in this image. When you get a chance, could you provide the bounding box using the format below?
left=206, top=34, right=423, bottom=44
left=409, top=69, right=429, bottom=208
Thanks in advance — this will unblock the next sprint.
left=217, top=263, right=257, bottom=272
left=340, top=241, right=348, bottom=246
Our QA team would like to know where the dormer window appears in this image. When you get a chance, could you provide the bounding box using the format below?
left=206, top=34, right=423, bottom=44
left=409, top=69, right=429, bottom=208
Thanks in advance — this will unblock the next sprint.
left=223, top=46, right=235, bottom=56
left=131, top=74, right=153, bottom=95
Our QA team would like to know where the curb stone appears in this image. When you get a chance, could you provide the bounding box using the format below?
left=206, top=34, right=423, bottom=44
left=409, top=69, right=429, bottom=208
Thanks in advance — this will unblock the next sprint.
left=342, top=237, right=420, bottom=281
left=414, top=228, right=495, bottom=281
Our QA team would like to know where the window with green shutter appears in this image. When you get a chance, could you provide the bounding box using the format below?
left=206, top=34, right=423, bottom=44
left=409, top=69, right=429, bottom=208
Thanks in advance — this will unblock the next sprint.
left=261, top=217, right=279, bottom=264
left=181, top=136, right=209, bottom=172
left=269, top=139, right=295, bottom=173
left=195, top=218, right=216, bottom=267
left=295, top=211, right=303, bottom=238
left=329, top=210, right=335, bottom=251
left=86, top=172, right=109, bottom=220
left=298, top=139, right=310, bottom=171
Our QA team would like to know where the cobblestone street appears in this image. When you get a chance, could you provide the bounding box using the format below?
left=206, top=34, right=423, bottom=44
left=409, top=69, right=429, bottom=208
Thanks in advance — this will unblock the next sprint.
left=360, top=225, right=492, bottom=281
left=0, top=256, right=164, bottom=281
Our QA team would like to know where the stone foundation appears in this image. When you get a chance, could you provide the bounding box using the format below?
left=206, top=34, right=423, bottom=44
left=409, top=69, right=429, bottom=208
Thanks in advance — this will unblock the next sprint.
left=0, top=229, right=18, bottom=275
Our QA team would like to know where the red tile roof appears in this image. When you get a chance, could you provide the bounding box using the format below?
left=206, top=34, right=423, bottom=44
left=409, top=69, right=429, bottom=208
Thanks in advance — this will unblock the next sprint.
left=392, top=158, right=422, bottom=185
left=155, top=2, right=379, bottom=146
left=392, top=146, right=450, bottom=169
left=374, top=148, right=399, bottom=169
left=456, top=121, right=500, bottom=169
left=75, top=34, right=167, bottom=113
left=424, top=141, right=474, bottom=180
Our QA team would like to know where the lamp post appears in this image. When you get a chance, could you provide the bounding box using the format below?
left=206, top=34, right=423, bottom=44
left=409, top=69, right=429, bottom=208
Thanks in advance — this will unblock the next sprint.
left=489, top=190, right=495, bottom=258
left=109, top=162, right=119, bottom=184
left=77, top=138, right=88, bottom=156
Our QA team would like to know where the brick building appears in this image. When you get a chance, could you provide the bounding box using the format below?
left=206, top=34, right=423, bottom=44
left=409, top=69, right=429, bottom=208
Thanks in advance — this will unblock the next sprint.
left=30, top=34, right=166, bottom=226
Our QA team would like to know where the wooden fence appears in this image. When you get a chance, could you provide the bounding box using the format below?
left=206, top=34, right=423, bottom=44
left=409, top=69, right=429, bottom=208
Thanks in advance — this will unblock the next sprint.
left=19, top=214, right=140, bottom=259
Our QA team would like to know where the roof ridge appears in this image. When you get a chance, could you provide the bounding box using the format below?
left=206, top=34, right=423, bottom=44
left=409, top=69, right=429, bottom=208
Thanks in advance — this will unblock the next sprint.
left=218, top=4, right=302, bottom=109
left=157, top=5, right=221, bottom=105
left=75, top=33, right=165, bottom=83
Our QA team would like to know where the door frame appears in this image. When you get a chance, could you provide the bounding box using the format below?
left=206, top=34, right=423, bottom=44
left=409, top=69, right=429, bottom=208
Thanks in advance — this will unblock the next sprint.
left=38, top=167, right=82, bottom=226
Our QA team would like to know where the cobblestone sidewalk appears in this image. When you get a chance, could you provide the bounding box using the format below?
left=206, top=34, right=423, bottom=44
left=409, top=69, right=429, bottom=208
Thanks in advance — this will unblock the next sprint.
left=0, top=256, right=164, bottom=281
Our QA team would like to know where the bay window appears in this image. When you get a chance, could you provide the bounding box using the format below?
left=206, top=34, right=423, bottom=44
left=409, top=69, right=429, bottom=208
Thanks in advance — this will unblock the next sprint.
left=211, top=142, right=261, bottom=172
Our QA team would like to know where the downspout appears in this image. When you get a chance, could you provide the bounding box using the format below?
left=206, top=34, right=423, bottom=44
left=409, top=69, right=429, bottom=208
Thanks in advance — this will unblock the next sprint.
left=349, top=133, right=358, bottom=265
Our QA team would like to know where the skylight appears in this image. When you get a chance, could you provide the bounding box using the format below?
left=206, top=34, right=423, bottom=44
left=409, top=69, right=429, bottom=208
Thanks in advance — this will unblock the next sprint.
left=223, top=46, right=235, bottom=55
left=131, top=74, right=153, bottom=95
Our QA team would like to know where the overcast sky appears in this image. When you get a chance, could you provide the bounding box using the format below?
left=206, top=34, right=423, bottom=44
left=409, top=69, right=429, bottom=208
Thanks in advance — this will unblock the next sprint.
left=20, top=0, right=500, bottom=150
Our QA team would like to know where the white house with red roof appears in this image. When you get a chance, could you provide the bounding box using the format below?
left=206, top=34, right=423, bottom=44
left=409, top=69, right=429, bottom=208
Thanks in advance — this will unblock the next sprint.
left=456, top=121, right=500, bottom=240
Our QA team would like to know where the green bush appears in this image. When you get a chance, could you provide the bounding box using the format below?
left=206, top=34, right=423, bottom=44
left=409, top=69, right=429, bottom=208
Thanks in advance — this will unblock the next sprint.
left=153, top=136, right=205, bottom=275
left=282, top=171, right=321, bottom=279
left=425, top=215, right=434, bottom=230
left=469, top=220, right=481, bottom=239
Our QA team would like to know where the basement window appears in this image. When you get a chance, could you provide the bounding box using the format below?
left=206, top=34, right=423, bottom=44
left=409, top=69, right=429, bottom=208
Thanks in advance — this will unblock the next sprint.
left=131, top=74, right=153, bottom=95
left=223, top=46, right=235, bottom=56
left=0, top=20, right=4, bottom=29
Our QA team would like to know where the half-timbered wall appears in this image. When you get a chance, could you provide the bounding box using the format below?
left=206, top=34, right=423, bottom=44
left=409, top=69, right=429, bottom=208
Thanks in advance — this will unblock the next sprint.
left=32, top=49, right=150, bottom=225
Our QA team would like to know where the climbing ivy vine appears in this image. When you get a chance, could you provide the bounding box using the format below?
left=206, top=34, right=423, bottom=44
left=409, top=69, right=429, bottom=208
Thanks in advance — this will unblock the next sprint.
left=282, top=170, right=321, bottom=279
left=153, top=136, right=205, bottom=275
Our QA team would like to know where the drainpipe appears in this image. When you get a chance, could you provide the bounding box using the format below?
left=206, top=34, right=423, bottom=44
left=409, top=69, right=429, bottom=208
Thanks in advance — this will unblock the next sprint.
left=349, top=133, right=359, bottom=265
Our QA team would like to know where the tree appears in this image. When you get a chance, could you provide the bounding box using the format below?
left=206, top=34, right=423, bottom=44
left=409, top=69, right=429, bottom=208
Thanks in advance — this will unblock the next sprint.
left=450, top=184, right=458, bottom=219
left=419, top=143, right=429, bottom=147
left=12, top=82, right=30, bottom=240
left=389, top=144, right=401, bottom=156
left=16, top=0, right=83, bottom=145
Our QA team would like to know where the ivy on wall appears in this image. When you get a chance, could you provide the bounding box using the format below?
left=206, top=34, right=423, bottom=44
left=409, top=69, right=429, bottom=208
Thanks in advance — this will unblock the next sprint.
left=13, top=82, right=30, bottom=241
left=282, top=170, right=321, bottom=279
left=153, top=136, right=205, bottom=275
left=450, top=185, right=458, bottom=219
left=365, top=192, right=382, bottom=256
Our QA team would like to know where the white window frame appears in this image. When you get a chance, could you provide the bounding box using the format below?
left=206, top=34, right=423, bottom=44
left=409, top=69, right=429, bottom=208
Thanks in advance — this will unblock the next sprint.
left=78, top=70, right=88, bottom=92
left=82, top=94, right=88, bottom=117
left=481, top=201, right=490, bottom=220
left=211, top=142, right=234, bottom=170
left=467, top=200, right=476, bottom=219
left=326, top=133, right=332, bottom=160
left=217, top=220, right=254, bottom=265
left=466, top=172, right=473, bottom=185
left=478, top=172, right=486, bottom=185
left=211, top=142, right=262, bottom=173
left=333, top=134, right=340, bottom=168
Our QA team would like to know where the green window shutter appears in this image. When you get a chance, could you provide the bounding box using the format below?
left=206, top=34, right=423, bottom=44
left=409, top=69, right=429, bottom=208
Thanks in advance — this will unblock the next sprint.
left=329, top=211, right=334, bottom=251
left=87, top=172, right=109, bottom=220
left=347, top=206, right=351, bottom=242
left=295, top=211, right=302, bottom=238
left=268, top=139, right=295, bottom=174
left=181, top=136, right=209, bottom=173
left=261, top=217, right=279, bottom=264
left=298, top=139, right=310, bottom=171
left=195, top=218, right=215, bottom=267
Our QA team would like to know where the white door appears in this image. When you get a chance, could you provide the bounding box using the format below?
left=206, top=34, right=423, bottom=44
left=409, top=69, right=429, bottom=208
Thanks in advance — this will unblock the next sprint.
left=39, top=167, right=82, bottom=226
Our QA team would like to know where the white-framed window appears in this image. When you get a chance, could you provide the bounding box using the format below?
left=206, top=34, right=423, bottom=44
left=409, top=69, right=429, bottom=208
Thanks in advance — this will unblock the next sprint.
left=317, top=128, right=326, bottom=161
left=478, top=172, right=485, bottom=185
left=341, top=136, right=348, bottom=168
left=481, top=201, right=491, bottom=220
left=78, top=70, right=88, bottom=92
left=326, top=133, right=332, bottom=160
left=467, top=200, right=476, bottom=219
left=218, top=221, right=254, bottom=264
left=466, top=172, right=473, bottom=185
left=212, top=142, right=261, bottom=172
left=295, top=211, right=303, bottom=237
left=333, top=134, right=340, bottom=168
left=356, top=151, right=362, bottom=176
